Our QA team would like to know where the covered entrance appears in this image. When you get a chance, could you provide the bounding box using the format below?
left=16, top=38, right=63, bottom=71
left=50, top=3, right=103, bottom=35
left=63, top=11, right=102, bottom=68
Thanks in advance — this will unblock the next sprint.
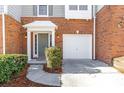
left=23, top=21, right=57, bottom=61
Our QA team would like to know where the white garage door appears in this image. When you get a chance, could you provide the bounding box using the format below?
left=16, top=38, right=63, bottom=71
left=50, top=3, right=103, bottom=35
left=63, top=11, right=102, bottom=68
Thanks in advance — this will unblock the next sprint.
left=63, top=34, right=92, bottom=59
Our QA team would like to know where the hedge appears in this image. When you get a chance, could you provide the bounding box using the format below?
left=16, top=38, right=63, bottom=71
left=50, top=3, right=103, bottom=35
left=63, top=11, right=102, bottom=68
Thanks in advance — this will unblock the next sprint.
left=45, top=47, right=62, bottom=68
left=0, top=54, right=27, bottom=83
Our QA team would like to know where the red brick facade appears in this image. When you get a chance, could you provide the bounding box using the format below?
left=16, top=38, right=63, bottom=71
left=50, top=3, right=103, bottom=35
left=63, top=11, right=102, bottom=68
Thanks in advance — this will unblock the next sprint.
left=5, top=15, right=24, bottom=54
left=0, top=15, right=3, bottom=53
left=96, top=6, right=124, bottom=65
left=21, top=17, right=93, bottom=57
left=1, top=6, right=124, bottom=65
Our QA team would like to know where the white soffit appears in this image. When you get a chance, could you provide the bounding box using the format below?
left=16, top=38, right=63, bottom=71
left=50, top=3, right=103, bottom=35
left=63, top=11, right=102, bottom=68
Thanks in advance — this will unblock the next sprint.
left=23, top=21, right=57, bottom=28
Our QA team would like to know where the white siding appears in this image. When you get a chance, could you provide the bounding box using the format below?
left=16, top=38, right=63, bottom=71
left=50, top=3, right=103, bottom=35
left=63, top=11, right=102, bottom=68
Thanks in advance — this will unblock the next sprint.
left=22, top=5, right=34, bottom=16
left=8, top=5, right=22, bottom=21
left=96, top=5, right=104, bottom=12
left=65, top=5, right=92, bottom=19
left=0, top=5, right=4, bottom=13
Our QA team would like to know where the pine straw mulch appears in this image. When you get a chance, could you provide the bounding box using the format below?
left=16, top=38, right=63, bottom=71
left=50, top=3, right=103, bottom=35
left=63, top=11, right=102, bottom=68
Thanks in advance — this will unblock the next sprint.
left=0, top=65, right=52, bottom=87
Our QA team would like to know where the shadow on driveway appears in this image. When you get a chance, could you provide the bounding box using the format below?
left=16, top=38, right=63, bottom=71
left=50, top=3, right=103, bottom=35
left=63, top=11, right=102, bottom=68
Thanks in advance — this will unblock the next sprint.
left=62, top=59, right=109, bottom=74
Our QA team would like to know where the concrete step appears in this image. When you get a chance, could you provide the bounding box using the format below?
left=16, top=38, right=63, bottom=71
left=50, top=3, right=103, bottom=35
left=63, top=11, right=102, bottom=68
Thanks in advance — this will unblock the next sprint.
left=28, top=60, right=46, bottom=65
left=113, top=56, right=124, bottom=62
left=113, top=56, right=124, bottom=73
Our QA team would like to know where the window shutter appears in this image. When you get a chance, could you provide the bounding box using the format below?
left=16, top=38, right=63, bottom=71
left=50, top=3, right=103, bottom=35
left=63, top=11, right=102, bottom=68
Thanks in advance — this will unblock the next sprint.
left=49, top=5, right=53, bottom=16
left=33, top=5, right=37, bottom=16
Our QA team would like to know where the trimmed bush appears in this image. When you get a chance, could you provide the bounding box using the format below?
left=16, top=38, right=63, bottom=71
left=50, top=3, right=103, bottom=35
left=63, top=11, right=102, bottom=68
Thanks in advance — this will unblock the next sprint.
left=45, top=47, right=62, bottom=68
left=0, top=54, right=27, bottom=83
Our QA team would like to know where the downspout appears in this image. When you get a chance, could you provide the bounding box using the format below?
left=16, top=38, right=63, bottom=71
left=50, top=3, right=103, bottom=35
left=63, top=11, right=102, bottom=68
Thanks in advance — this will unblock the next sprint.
left=2, top=8, right=5, bottom=54
left=2, top=5, right=8, bottom=54
left=93, top=5, right=96, bottom=60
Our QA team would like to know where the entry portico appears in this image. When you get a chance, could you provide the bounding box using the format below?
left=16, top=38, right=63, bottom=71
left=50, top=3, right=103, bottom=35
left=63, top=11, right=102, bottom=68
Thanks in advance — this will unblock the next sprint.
left=23, top=21, right=57, bottom=61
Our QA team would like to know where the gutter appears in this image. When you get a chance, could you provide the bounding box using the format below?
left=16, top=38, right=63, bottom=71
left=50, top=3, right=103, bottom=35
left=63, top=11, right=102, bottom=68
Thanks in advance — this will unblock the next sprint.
left=93, top=5, right=96, bottom=60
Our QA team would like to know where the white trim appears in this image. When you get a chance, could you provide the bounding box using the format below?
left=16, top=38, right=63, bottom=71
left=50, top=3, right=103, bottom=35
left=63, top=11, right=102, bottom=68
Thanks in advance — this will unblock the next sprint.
left=4, top=5, right=8, bottom=14
left=52, top=31, right=55, bottom=47
left=26, top=27, right=55, bottom=32
left=37, top=5, right=48, bottom=17
left=93, top=5, right=96, bottom=60
left=21, top=16, right=64, bottom=18
left=2, top=13, right=5, bottom=54
left=1, top=5, right=8, bottom=54
left=27, top=31, right=31, bottom=61
left=48, top=33, right=50, bottom=47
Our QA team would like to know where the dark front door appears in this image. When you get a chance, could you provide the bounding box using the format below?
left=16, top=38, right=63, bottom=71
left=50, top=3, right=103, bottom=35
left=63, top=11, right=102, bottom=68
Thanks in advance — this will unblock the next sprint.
left=38, top=33, right=48, bottom=60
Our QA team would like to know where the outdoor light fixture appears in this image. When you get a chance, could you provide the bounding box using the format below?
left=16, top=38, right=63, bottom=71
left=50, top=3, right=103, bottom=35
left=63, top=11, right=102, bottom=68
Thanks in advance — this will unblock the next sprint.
left=57, top=35, right=60, bottom=38
left=117, top=16, right=124, bottom=28
left=76, top=30, right=79, bottom=34
left=24, top=34, right=27, bottom=38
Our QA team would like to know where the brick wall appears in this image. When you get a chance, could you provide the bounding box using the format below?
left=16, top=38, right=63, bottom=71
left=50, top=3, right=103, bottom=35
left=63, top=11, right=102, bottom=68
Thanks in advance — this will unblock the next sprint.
left=0, top=15, right=3, bottom=53
left=21, top=17, right=93, bottom=56
left=96, top=6, right=124, bottom=65
left=5, top=15, right=24, bottom=54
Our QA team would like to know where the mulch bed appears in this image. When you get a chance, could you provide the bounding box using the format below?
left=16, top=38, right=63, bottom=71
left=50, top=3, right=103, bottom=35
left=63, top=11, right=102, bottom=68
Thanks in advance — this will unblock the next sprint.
left=0, top=65, right=50, bottom=87
left=43, top=64, right=62, bottom=74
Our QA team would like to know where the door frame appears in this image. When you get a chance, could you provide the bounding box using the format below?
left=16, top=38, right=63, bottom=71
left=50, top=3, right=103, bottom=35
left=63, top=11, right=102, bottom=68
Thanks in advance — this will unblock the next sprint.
left=33, top=32, right=51, bottom=58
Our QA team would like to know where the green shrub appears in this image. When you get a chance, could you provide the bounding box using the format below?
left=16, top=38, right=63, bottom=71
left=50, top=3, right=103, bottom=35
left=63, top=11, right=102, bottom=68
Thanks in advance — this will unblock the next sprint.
left=0, top=54, right=27, bottom=83
left=45, top=47, right=62, bottom=68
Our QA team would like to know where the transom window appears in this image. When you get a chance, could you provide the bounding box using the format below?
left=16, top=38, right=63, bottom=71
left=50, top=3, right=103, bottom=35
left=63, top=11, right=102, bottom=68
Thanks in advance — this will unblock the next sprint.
left=69, top=5, right=88, bottom=11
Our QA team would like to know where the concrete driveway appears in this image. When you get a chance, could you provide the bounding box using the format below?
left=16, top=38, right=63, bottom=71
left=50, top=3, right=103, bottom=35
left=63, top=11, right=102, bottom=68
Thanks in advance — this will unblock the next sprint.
left=61, top=59, right=124, bottom=87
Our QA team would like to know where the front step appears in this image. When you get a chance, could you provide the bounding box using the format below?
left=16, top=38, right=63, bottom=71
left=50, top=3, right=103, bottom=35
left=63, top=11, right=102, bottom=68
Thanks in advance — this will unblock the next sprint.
left=28, top=59, right=46, bottom=65
left=113, top=56, right=124, bottom=73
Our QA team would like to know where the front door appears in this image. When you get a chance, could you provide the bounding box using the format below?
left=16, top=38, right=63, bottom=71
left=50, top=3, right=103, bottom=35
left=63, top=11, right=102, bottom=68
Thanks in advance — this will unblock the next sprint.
left=38, top=33, right=48, bottom=60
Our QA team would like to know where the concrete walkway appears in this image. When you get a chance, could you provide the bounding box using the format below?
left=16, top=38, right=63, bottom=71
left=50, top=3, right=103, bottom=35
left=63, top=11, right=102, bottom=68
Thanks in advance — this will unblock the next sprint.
left=61, top=59, right=124, bottom=87
left=26, top=65, right=61, bottom=86
left=26, top=59, right=124, bottom=87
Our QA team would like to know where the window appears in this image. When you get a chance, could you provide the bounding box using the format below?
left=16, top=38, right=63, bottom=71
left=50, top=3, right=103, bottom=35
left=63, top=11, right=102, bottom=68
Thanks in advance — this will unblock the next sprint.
left=50, top=34, right=52, bottom=47
left=38, top=5, right=48, bottom=16
left=69, top=5, right=88, bottom=11
left=34, top=34, right=37, bottom=55
left=79, top=5, right=88, bottom=10
left=69, top=5, right=78, bottom=10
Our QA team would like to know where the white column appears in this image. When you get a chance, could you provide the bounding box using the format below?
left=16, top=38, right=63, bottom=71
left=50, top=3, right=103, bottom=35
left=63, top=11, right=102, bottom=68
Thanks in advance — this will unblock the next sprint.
left=48, top=33, right=50, bottom=47
left=27, top=31, right=31, bottom=60
left=52, top=31, right=55, bottom=47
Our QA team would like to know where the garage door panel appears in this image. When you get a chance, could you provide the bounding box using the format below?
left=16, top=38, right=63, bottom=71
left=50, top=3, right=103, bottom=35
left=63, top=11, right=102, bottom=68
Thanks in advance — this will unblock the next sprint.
left=63, top=34, right=92, bottom=59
